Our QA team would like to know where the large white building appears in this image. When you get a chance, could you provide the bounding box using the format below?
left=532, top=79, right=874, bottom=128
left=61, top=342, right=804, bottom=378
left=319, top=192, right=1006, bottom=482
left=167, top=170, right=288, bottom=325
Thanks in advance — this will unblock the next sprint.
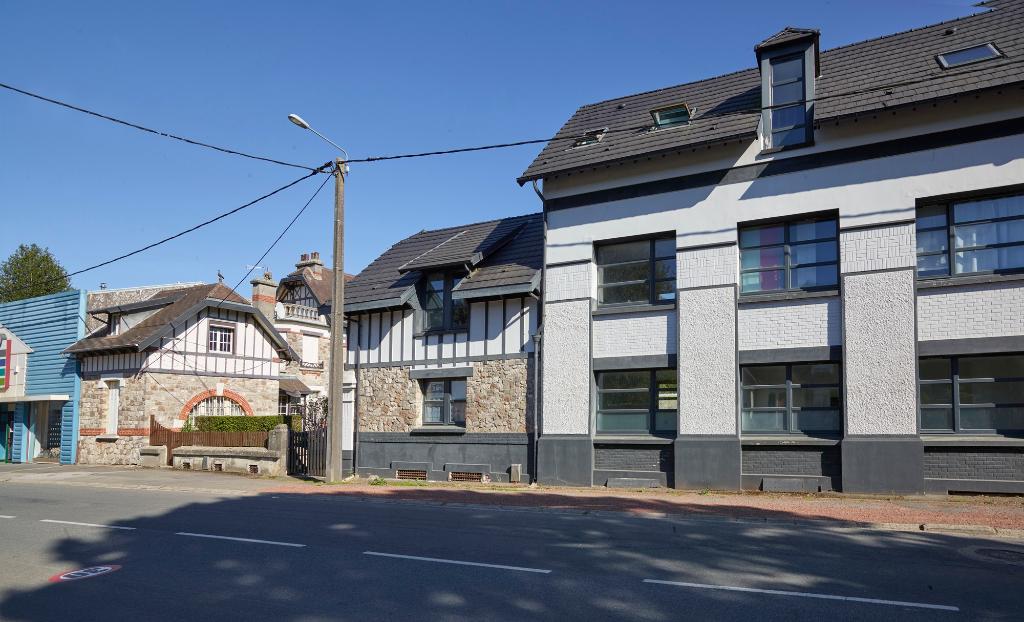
left=519, top=0, right=1024, bottom=493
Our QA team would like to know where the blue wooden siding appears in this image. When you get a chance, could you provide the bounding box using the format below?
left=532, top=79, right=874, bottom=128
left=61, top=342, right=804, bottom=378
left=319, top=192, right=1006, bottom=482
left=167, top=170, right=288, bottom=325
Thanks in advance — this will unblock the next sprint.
left=0, top=290, right=86, bottom=464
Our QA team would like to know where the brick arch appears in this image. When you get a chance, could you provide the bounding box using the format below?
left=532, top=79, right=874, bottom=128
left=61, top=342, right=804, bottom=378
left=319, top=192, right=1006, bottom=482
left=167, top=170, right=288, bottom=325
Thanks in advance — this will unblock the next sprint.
left=179, top=388, right=254, bottom=420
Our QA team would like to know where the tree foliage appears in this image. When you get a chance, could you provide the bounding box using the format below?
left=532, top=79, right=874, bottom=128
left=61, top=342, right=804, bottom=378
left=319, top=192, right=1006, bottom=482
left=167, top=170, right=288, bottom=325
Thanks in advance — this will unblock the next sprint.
left=0, top=244, right=70, bottom=302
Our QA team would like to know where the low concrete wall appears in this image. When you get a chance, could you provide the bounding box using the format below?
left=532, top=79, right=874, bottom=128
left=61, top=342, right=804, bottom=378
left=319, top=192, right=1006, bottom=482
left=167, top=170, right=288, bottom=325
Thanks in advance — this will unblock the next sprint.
left=172, top=446, right=285, bottom=477
left=139, top=445, right=167, bottom=468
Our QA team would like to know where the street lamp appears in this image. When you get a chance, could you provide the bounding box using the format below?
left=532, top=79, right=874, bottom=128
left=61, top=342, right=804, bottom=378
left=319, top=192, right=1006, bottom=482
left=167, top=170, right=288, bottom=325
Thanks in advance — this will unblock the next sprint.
left=289, top=113, right=350, bottom=482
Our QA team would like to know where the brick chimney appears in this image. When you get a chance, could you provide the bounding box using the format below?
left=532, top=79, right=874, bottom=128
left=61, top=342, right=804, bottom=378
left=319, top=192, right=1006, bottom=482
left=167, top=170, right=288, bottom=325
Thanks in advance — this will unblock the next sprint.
left=296, top=250, right=324, bottom=277
left=250, top=270, right=278, bottom=319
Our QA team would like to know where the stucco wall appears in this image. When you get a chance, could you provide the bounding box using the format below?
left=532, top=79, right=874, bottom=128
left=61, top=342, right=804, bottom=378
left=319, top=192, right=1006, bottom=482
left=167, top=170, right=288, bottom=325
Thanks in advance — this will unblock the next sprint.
left=678, top=285, right=737, bottom=435
left=843, top=269, right=918, bottom=435
left=592, top=309, right=676, bottom=359
left=738, top=297, right=841, bottom=351
left=541, top=300, right=591, bottom=435
left=917, top=282, right=1024, bottom=341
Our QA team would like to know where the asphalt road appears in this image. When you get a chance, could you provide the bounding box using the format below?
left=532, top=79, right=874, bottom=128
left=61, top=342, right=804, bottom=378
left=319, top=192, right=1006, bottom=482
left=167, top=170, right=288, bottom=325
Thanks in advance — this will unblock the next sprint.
left=0, top=476, right=1022, bottom=621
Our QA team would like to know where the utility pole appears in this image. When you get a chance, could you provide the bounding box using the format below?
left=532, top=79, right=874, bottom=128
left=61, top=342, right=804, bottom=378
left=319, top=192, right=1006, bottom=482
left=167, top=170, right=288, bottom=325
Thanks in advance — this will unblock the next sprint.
left=326, top=157, right=348, bottom=481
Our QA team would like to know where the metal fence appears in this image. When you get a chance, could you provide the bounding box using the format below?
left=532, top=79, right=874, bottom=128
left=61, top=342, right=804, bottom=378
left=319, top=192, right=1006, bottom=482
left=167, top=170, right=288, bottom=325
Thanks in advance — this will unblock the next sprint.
left=288, top=427, right=327, bottom=478
left=149, top=416, right=269, bottom=465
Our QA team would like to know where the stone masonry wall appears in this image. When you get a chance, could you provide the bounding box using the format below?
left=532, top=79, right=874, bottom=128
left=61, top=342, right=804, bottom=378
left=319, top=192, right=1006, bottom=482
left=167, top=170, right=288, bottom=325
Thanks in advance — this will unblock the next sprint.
left=77, top=369, right=279, bottom=465
left=358, top=358, right=533, bottom=434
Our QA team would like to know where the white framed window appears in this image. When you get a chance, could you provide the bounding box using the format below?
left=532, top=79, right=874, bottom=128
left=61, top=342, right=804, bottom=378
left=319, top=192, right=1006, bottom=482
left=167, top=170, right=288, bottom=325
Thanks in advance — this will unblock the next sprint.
left=188, top=396, right=244, bottom=419
left=208, top=325, right=234, bottom=353
left=302, top=334, right=320, bottom=364
left=105, top=380, right=120, bottom=435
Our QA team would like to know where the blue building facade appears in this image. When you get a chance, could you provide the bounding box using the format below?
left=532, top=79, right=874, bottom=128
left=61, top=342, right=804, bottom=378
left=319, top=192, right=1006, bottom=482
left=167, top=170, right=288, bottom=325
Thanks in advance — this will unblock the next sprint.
left=0, top=290, right=86, bottom=464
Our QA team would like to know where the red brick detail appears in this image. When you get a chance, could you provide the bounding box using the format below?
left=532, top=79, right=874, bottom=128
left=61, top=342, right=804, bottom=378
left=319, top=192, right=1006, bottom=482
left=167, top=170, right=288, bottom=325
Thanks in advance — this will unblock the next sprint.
left=80, top=428, right=105, bottom=436
left=252, top=293, right=276, bottom=303
left=80, top=428, right=150, bottom=436
left=178, top=388, right=254, bottom=420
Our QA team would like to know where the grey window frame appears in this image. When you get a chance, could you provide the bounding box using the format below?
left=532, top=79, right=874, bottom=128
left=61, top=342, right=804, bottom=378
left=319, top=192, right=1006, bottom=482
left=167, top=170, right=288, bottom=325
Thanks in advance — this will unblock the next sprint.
left=651, top=104, right=691, bottom=128
left=595, top=369, right=677, bottom=436
left=915, top=192, right=1024, bottom=279
left=919, top=354, right=1024, bottom=436
left=739, top=216, right=838, bottom=295
left=421, top=379, right=467, bottom=426
left=572, top=128, right=608, bottom=149
left=766, top=53, right=810, bottom=150
left=936, top=43, right=1002, bottom=69
left=420, top=271, right=469, bottom=333
left=208, top=325, right=234, bottom=353
left=740, top=363, right=842, bottom=435
left=595, top=237, right=676, bottom=307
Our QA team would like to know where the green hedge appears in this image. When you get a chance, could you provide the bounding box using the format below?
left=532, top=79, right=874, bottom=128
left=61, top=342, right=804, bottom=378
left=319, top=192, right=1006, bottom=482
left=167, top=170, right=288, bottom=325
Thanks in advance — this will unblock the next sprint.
left=195, top=415, right=298, bottom=432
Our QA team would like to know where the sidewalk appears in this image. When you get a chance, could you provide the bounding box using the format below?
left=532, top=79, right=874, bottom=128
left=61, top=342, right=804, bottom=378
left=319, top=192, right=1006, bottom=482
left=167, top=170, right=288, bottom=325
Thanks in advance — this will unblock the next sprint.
left=3, top=463, right=1022, bottom=536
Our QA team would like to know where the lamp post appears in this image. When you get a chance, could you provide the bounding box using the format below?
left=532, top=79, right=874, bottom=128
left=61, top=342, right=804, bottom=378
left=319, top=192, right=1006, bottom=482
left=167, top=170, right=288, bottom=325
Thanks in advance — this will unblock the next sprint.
left=289, top=113, right=350, bottom=482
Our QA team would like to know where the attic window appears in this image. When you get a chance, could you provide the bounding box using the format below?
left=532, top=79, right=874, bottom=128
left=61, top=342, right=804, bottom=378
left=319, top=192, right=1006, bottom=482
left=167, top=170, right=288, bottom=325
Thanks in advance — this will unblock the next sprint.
left=572, top=128, right=607, bottom=148
left=937, top=43, right=1001, bottom=69
left=651, top=104, right=691, bottom=128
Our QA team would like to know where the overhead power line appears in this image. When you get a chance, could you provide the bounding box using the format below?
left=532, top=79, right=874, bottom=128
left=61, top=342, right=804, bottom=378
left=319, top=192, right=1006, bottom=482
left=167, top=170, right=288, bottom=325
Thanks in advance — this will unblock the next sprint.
left=0, top=81, right=322, bottom=171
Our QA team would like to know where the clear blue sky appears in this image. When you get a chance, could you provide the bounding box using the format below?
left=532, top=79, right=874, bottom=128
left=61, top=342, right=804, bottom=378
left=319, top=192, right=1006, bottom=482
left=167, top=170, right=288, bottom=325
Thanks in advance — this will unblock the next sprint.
left=1, top=0, right=979, bottom=292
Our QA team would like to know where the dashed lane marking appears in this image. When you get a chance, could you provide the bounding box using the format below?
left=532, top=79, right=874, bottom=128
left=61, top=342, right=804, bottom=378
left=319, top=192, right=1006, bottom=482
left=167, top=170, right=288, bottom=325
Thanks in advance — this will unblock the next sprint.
left=642, top=579, right=959, bottom=612
left=40, top=519, right=136, bottom=531
left=175, top=532, right=306, bottom=547
left=363, top=550, right=552, bottom=574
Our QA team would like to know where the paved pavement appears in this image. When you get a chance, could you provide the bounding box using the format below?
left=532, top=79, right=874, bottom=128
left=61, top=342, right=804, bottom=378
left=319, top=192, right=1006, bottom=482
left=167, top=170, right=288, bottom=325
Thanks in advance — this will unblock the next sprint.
left=1, top=465, right=1023, bottom=620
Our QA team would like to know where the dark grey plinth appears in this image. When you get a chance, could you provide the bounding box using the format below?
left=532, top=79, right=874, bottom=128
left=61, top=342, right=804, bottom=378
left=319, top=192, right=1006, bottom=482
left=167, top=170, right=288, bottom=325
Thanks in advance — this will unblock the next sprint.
left=536, top=435, right=593, bottom=486
left=341, top=450, right=354, bottom=477
left=356, top=433, right=529, bottom=483
left=674, top=436, right=741, bottom=490
left=841, top=436, right=924, bottom=494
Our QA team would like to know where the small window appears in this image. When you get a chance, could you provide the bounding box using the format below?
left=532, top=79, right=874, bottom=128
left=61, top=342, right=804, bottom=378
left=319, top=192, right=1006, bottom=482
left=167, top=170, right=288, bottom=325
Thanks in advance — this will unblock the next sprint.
left=596, top=237, right=676, bottom=306
left=739, top=216, right=838, bottom=294
left=741, top=363, right=842, bottom=434
left=596, top=369, right=677, bottom=435
left=651, top=104, right=691, bottom=128
left=937, top=43, right=1001, bottom=69
left=766, top=54, right=810, bottom=149
left=422, top=379, right=466, bottom=426
left=916, top=192, right=1024, bottom=278
left=208, top=325, right=234, bottom=353
left=188, top=396, right=245, bottom=422
left=572, top=128, right=607, bottom=148
left=105, top=380, right=120, bottom=435
left=420, top=272, right=468, bottom=332
left=920, top=355, right=1024, bottom=434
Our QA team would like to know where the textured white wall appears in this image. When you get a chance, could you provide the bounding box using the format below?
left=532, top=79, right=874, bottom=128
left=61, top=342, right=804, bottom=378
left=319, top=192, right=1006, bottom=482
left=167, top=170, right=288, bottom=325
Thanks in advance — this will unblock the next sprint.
left=678, top=245, right=738, bottom=289
left=738, top=297, right=841, bottom=350
left=840, top=222, right=916, bottom=274
left=678, top=286, right=737, bottom=435
left=541, top=299, right=591, bottom=435
left=546, top=262, right=592, bottom=302
left=918, top=282, right=1024, bottom=341
left=844, top=269, right=918, bottom=435
left=593, top=309, right=676, bottom=359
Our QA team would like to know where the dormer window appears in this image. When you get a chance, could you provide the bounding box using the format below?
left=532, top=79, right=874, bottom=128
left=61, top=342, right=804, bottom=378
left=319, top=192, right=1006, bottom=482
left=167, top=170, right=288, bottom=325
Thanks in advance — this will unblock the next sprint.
left=572, top=128, right=607, bottom=149
left=651, top=104, right=691, bottom=128
left=936, top=43, right=1001, bottom=69
left=421, top=272, right=468, bottom=332
left=767, top=54, right=809, bottom=149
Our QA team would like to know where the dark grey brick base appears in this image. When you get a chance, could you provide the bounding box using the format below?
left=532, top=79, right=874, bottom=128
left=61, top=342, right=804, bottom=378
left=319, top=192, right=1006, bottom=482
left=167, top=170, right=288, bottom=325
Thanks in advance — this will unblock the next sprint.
left=742, top=447, right=841, bottom=477
left=357, top=432, right=530, bottom=483
left=924, top=447, right=1024, bottom=481
left=593, top=445, right=673, bottom=473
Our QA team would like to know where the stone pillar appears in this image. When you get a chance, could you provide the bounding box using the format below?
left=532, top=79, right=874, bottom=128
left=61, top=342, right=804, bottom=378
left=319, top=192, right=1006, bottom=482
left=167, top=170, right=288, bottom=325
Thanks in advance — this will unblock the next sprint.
left=840, top=222, right=923, bottom=493
left=537, top=261, right=593, bottom=486
left=250, top=271, right=278, bottom=320
left=675, top=244, right=741, bottom=489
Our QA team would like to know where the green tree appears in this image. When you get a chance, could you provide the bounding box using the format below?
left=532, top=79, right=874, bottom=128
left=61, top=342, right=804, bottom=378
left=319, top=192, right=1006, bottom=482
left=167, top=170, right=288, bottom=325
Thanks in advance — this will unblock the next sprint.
left=0, top=244, right=71, bottom=302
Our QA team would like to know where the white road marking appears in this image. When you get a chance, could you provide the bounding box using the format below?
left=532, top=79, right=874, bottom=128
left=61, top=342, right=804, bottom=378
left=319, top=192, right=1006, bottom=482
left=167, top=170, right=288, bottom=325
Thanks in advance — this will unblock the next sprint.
left=363, top=551, right=552, bottom=574
left=175, top=532, right=305, bottom=548
left=642, top=579, right=959, bottom=612
left=40, top=519, right=136, bottom=531
left=0, top=515, right=15, bottom=519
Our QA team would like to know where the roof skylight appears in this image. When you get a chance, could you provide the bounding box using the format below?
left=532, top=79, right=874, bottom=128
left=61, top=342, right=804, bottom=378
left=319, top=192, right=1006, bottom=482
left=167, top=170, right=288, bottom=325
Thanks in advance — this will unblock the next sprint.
left=651, top=104, right=692, bottom=128
left=936, top=43, right=1001, bottom=69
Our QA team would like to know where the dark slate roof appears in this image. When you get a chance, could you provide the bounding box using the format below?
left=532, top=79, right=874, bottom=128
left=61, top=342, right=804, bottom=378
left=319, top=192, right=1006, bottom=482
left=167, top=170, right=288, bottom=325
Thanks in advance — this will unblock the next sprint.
left=519, top=0, right=1024, bottom=183
left=278, top=265, right=356, bottom=307
left=66, top=283, right=287, bottom=356
left=345, top=213, right=542, bottom=311
left=755, top=27, right=819, bottom=52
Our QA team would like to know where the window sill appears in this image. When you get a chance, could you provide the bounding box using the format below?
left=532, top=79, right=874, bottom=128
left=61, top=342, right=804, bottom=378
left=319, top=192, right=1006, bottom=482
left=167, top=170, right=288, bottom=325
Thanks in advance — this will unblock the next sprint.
left=921, top=435, right=1024, bottom=447
left=593, top=435, right=675, bottom=445
left=410, top=426, right=466, bottom=435
left=738, top=289, right=839, bottom=304
left=916, top=272, right=1024, bottom=290
left=95, top=434, right=120, bottom=442
left=741, top=435, right=841, bottom=446
left=592, top=302, right=676, bottom=317
left=414, top=328, right=469, bottom=338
